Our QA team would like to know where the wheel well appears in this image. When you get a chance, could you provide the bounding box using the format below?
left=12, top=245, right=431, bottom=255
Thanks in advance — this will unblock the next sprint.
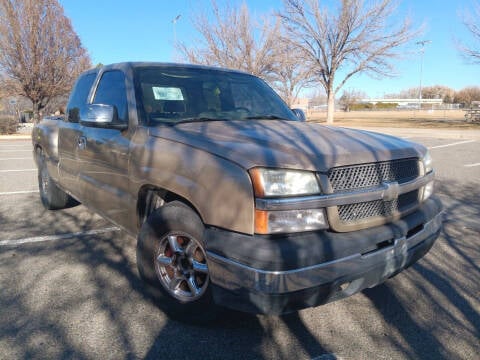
left=137, top=186, right=203, bottom=228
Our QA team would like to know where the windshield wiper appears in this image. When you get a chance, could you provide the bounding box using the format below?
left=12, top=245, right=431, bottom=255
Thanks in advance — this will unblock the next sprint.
left=244, top=115, right=290, bottom=120
left=174, top=117, right=229, bottom=124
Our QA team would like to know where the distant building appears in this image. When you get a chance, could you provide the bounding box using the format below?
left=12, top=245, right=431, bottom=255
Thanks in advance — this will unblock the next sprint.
left=361, top=98, right=444, bottom=109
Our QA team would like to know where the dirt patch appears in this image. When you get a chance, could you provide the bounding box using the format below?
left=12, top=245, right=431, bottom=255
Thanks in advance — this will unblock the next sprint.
left=308, top=110, right=480, bottom=129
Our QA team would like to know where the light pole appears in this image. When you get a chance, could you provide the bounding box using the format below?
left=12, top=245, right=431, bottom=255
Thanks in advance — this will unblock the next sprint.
left=171, top=14, right=182, bottom=60
left=172, top=14, right=181, bottom=46
left=416, top=40, right=431, bottom=110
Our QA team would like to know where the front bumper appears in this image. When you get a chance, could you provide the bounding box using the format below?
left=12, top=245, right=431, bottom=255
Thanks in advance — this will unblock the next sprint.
left=205, top=197, right=443, bottom=314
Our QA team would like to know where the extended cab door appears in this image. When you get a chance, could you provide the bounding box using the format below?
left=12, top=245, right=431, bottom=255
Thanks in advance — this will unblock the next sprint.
left=58, top=71, right=98, bottom=199
left=76, top=70, right=133, bottom=225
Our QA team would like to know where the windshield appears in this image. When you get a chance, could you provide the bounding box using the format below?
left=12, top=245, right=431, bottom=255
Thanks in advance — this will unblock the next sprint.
left=134, top=66, right=297, bottom=125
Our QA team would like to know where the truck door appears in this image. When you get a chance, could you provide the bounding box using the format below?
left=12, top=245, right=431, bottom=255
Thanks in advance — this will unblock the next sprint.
left=58, top=71, right=98, bottom=199
left=76, top=70, right=133, bottom=225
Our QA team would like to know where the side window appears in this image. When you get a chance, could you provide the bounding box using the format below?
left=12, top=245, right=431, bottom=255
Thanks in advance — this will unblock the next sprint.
left=67, top=73, right=97, bottom=123
left=93, top=70, right=128, bottom=123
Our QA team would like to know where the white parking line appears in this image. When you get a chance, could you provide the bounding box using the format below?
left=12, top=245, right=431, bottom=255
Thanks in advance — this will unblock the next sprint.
left=0, top=149, right=31, bottom=152
left=0, top=157, right=32, bottom=161
left=0, top=227, right=120, bottom=246
left=464, top=163, right=480, bottom=168
left=0, top=169, right=36, bottom=173
left=0, top=190, right=39, bottom=195
left=0, top=144, right=30, bottom=147
left=428, top=140, right=475, bottom=149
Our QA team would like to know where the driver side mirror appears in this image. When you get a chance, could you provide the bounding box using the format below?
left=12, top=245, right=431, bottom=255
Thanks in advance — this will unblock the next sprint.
left=80, top=104, right=128, bottom=130
left=291, top=108, right=306, bottom=122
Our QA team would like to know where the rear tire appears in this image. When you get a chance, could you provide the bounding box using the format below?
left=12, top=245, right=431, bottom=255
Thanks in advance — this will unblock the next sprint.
left=136, top=201, right=219, bottom=323
left=37, top=149, right=71, bottom=210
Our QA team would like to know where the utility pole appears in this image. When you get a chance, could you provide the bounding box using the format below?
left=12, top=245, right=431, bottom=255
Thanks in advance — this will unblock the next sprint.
left=416, top=40, right=431, bottom=110
left=172, top=14, right=181, bottom=45
left=171, top=14, right=182, bottom=60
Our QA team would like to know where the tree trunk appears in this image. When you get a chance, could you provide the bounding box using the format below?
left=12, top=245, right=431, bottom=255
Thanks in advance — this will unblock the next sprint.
left=326, top=89, right=335, bottom=124
left=32, top=100, right=45, bottom=123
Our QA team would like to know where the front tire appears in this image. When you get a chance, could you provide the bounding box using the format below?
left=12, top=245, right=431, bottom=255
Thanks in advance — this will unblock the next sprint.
left=136, top=201, right=217, bottom=322
left=37, top=149, right=71, bottom=210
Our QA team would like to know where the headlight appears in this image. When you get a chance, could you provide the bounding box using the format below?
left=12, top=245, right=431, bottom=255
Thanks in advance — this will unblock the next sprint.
left=255, top=209, right=328, bottom=234
left=249, top=168, right=320, bottom=197
left=422, top=151, right=433, bottom=174
left=421, top=180, right=434, bottom=201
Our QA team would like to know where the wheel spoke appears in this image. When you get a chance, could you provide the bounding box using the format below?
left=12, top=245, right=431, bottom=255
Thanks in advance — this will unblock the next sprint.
left=156, top=254, right=173, bottom=267
left=186, top=276, right=200, bottom=296
left=167, top=235, right=183, bottom=255
left=169, top=275, right=183, bottom=291
left=184, top=241, right=196, bottom=257
left=192, top=260, right=208, bottom=274
left=154, top=231, right=209, bottom=302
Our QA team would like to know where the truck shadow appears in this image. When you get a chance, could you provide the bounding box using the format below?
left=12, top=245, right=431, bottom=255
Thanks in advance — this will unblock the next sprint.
left=141, top=178, right=479, bottom=359
left=1, top=138, right=479, bottom=359
left=142, top=311, right=332, bottom=360
left=361, top=180, right=480, bottom=359
left=0, top=193, right=332, bottom=359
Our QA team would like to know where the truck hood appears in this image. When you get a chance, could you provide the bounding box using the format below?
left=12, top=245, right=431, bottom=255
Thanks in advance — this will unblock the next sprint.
left=148, top=120, right=426, bottom=172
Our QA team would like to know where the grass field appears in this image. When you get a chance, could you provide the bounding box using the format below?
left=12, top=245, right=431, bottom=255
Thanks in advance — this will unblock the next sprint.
left=308, top=109, right=480, bottom=129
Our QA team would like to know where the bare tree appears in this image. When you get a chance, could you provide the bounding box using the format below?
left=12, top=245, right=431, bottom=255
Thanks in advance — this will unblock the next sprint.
left=308, top=89, right=327, bottom=108
left=420, top=85, right=455, bottom=103
left=178, top=1, right=279, bottom=78
left=339, top=88, right=366, bottom=111
left=0, top=74, right=6, bottom=101
left=270, top=37, right=313, bottom=106
left=0, top=0, right=91, bottom=120
left=178, top=1, right=312, bottom=106
left=458, top=0, right=480, bottom=64
left=280, top=0, right=419, bottom=123
left=454, top=86, right=480, bottom=107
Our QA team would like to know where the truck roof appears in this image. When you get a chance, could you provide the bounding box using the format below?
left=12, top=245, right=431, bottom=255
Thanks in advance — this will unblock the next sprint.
left=88, top=62, right=252, bottom=76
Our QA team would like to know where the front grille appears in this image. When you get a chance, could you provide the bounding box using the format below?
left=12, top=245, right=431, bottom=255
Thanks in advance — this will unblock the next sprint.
left=338, top=190, right=419, bottom=223
left=328, top=158, right=419, bottom=192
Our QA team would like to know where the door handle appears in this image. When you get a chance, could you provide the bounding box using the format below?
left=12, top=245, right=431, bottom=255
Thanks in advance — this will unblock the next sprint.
left=77, top=136, right=86, bottom=150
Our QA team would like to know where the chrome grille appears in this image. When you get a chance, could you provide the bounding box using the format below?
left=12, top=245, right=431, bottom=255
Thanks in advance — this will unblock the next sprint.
left=338, top=190, right=419, bottom=223
left=328, top=158, right=419, bottom=193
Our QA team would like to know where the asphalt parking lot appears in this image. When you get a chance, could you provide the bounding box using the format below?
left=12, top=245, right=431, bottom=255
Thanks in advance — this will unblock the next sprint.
left=0, top=130, right=479, bottom=360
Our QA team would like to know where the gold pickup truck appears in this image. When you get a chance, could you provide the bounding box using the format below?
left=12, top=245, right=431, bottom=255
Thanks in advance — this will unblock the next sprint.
left=32, top=62, right=442, bottom=321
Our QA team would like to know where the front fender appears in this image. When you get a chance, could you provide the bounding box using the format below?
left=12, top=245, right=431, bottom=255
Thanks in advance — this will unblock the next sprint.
left=130, top=135, right=255, bottom=234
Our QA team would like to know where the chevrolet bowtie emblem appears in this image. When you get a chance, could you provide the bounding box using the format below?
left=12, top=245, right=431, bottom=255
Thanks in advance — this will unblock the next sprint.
left=382, top=182, right=400, bottom=201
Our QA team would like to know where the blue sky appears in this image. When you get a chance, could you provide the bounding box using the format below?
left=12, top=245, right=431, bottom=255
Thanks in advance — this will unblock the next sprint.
left=60, top=0, right=479, bottom=98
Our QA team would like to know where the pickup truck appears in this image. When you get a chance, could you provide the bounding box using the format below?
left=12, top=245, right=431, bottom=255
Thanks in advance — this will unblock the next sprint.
left=32, top=62, right=442, bottom=320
